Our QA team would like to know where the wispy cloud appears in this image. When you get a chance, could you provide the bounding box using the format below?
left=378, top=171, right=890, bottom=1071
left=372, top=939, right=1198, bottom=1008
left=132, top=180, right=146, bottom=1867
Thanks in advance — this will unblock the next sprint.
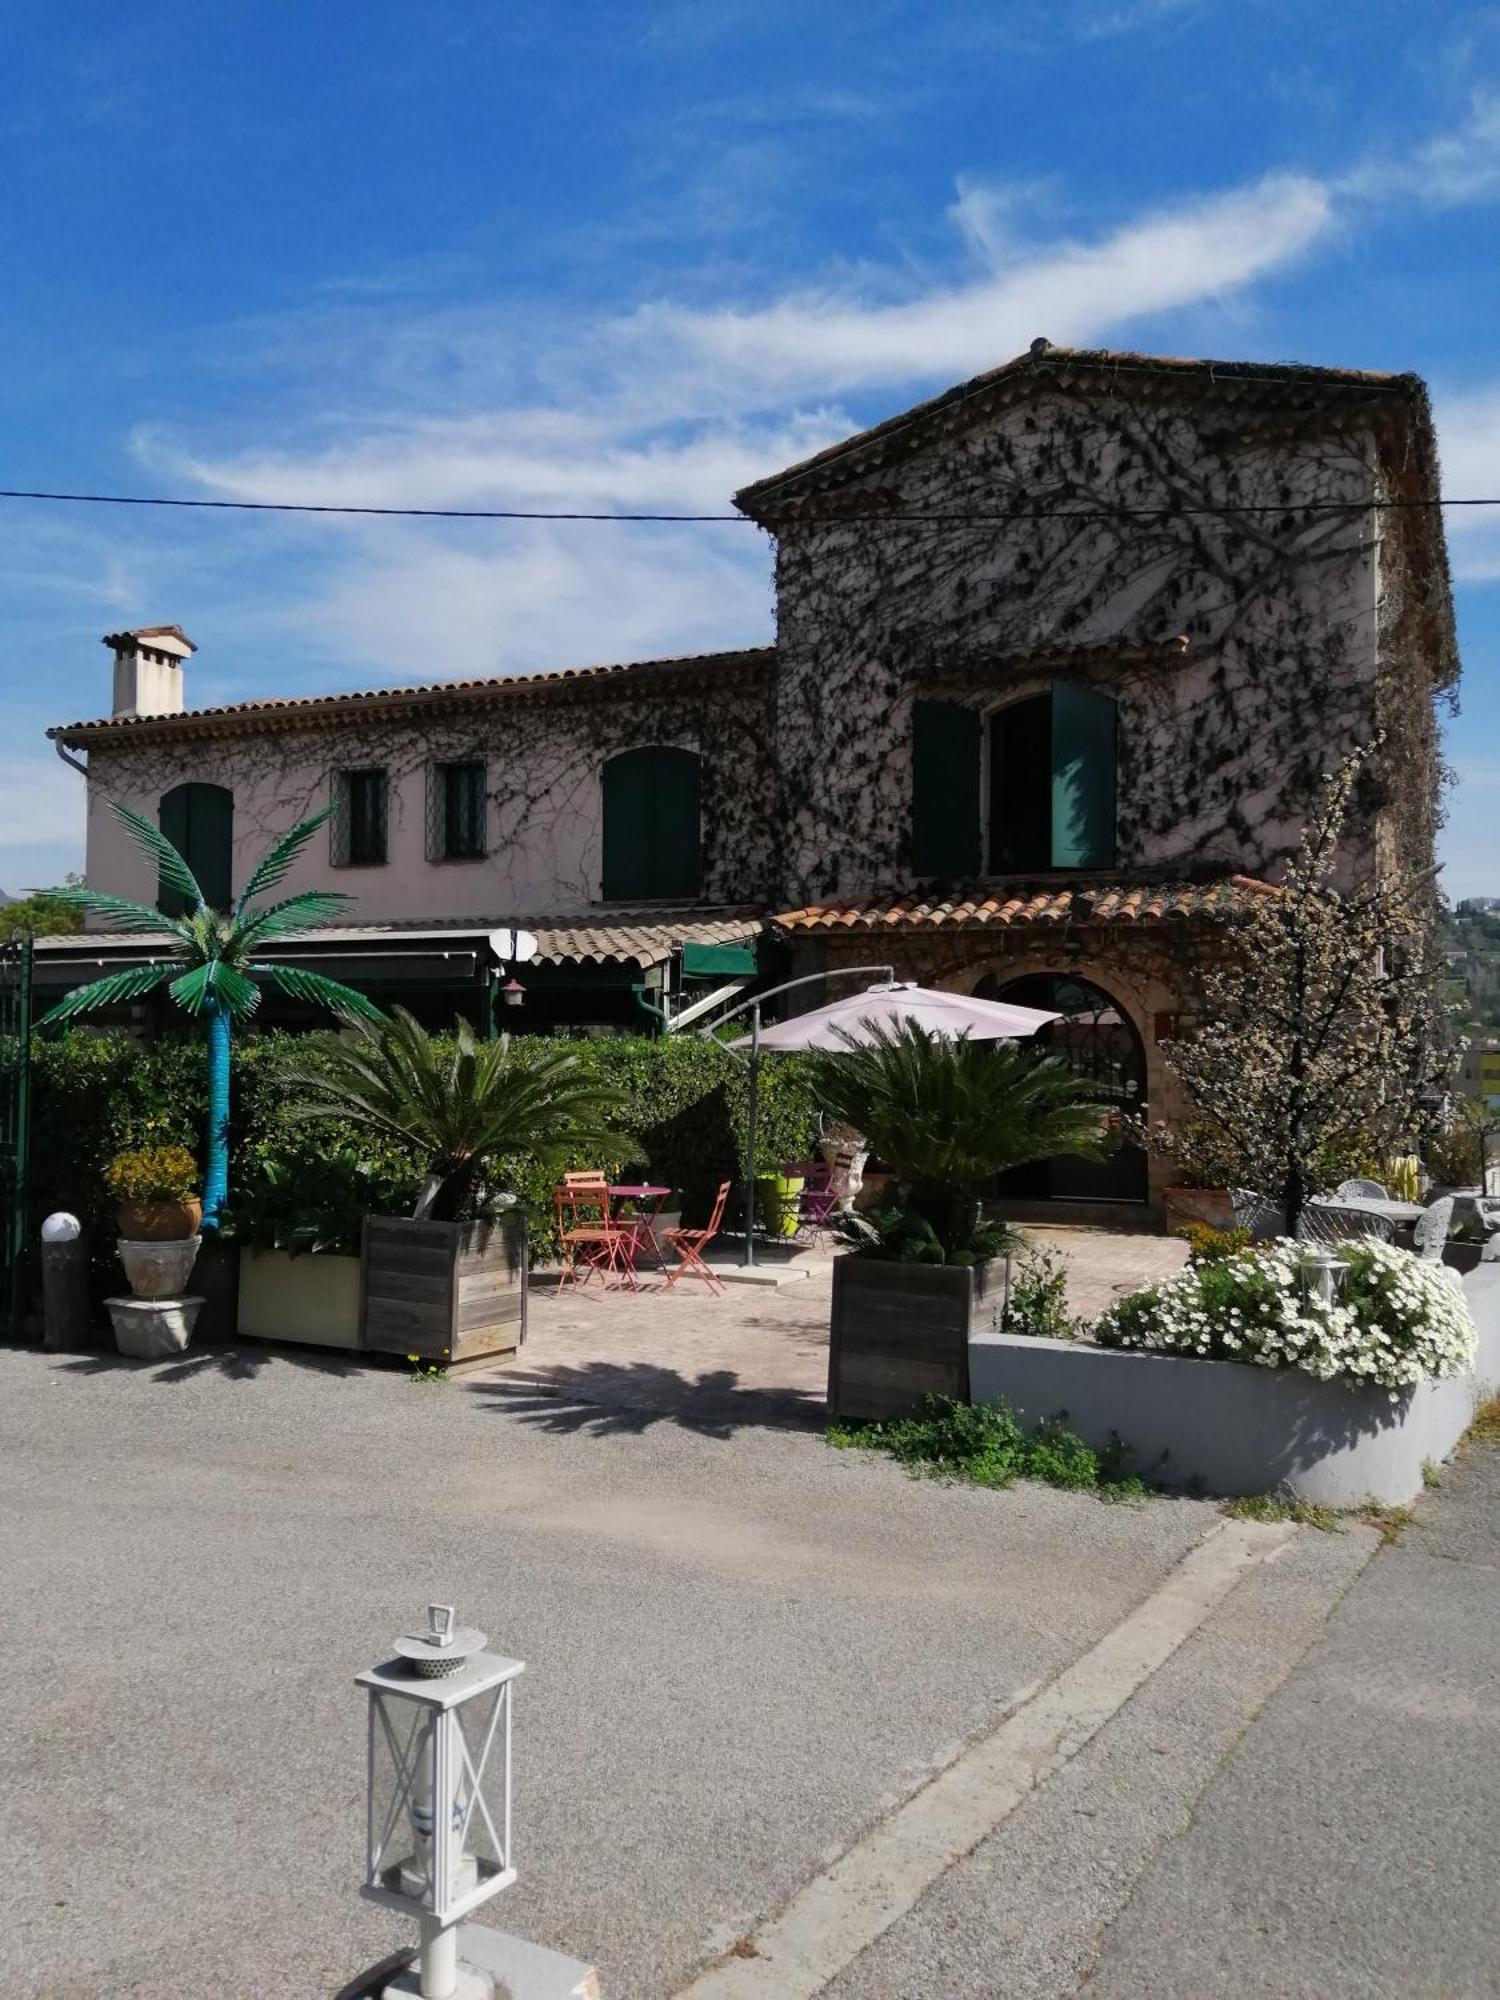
left=1339, top=93, right=1500, bottom=207
left=631, top=173, right=1333, bottom=400
left=1436, top=385, right=1500, bottom=581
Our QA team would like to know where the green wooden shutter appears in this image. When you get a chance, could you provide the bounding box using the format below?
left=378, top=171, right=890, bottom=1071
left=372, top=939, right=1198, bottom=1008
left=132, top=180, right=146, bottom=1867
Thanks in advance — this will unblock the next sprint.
left=1050, top=683, right=1116, bottom=868
left=158, top=782, right=233, bottom=914
left=602, top=751, right=656, bottom=899
left=648, top=748, right=701, bottom=898
left=912, top=700, right=981, bottom=878
left=603, top=748, right=702, bottom=899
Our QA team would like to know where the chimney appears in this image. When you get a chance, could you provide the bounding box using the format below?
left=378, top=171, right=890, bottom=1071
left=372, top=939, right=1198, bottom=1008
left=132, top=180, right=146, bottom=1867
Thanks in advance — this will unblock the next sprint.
left=103, top=626, right=196, bottom=719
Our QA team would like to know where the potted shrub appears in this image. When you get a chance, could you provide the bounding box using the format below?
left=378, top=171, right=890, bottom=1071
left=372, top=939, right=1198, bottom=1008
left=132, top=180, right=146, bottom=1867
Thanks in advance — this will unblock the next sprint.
left=1143, top=1119, right=1240, bottom=1235
left=106, top=1142, right=202, bottom=1243
left=286, top=1010, right=623, bottom=1365
left=104, top=1143, right=205, bottom=1356
left=810, top=1023, right=1105, bottom=1420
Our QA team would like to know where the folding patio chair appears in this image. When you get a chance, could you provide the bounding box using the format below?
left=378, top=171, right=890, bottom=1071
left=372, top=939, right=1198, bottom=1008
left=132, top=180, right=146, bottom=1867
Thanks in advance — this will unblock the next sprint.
left=662, top=1180, right=732, bottom=1296
left=555, top=1180, right=634, bottom=1290
left=795, top=1160, right=846, bottom=1241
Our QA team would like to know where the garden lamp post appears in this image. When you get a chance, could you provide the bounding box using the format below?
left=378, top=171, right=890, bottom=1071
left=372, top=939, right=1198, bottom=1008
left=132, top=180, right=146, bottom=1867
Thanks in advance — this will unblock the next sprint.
left=358, top=1605, right=524, bottom=2000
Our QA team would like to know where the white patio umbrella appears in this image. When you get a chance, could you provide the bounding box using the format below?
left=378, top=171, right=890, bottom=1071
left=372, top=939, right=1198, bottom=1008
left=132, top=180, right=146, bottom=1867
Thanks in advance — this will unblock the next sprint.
left=735, top=980, right=1058, bottom=1051
left=710, top=975, right=1059, bottom=1266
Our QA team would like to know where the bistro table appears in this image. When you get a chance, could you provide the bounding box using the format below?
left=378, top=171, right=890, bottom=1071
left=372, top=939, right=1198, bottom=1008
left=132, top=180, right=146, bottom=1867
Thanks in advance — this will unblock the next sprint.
left=608, top=1184, right=673, bottom=1277
left=1308, top=1195, right=1425, bottom=1225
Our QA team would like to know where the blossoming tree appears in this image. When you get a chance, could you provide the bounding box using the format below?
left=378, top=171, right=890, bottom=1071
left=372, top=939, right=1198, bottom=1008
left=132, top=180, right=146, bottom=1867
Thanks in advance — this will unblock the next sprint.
left=1161, top=744, right=1455, bottom=1236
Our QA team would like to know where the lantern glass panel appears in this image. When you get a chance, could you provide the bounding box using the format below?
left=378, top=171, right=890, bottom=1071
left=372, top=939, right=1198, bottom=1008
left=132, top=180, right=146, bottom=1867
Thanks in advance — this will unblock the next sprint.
left=454, top=1683, right=510, bottom=1891
left=367, top=1688, right=438, bottom=1908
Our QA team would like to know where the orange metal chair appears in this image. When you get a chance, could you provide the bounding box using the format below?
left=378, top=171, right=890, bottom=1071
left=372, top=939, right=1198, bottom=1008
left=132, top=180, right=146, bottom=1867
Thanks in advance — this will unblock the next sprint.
left=555, top=1180, right=632, bottom=1290
left=662, top=1181, right=732, bottom=1295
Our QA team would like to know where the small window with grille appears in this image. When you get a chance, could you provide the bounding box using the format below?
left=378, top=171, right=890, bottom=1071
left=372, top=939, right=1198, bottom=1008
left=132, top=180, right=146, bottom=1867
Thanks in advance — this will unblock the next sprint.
left=331, top=768, right=390, bottom=867
left=427, top=760, right=487, bottom=861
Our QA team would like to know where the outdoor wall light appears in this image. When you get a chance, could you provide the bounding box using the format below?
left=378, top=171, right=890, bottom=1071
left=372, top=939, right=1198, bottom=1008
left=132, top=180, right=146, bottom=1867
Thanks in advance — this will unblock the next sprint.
left=358, top=1604, right=523, bottom=2000
left=500, top=977, right=525, bottom=1009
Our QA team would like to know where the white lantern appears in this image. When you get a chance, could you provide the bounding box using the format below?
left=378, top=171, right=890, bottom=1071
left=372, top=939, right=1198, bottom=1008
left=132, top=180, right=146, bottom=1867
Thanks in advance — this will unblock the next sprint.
left=358, top=1605, right=523, bottom=2000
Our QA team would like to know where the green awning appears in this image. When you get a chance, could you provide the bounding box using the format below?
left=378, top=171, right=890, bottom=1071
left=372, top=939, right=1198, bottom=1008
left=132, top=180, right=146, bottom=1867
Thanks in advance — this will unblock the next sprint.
left=680, top=940, right=758, bottom=978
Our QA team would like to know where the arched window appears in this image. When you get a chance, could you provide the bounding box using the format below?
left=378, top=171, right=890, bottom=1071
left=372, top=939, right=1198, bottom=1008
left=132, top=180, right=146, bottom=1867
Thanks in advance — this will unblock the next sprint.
left=601, top=746, right=702, bottom=900
left=912, top=684, right=1117, bottom=877
left=158, top=782, right=233, bottom=915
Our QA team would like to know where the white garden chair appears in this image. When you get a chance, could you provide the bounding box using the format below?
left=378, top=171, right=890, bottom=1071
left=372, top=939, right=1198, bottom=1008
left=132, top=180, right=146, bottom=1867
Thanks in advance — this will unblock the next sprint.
left=1335, top=1177, right=1388, bottom=1201
left=1230, top=1187, right=1285, bottom=1241
left=1297, top=1202, right=1394, bottom=1245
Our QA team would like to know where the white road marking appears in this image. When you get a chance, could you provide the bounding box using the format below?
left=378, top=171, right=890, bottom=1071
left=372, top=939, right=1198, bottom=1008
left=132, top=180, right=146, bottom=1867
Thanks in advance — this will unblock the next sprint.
left=676, top=1518, right=1295, bottom=1999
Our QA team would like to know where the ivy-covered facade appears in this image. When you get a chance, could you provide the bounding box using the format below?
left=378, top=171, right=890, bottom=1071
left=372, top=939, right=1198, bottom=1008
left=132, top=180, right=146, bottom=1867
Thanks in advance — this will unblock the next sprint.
left=45, top=345, right=1458, bottom=1219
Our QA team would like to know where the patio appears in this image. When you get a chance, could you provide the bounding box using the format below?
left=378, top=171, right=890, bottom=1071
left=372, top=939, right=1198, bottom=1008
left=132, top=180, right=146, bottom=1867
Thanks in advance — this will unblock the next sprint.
left=478, top=1228, right=1190, bottom=1430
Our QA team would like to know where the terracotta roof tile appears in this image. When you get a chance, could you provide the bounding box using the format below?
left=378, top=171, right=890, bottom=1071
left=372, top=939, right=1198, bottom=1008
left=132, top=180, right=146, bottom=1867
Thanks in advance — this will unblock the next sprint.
left=50, top=646, right=775, bottom=744
left=773, top=878, right=1277, bottom=933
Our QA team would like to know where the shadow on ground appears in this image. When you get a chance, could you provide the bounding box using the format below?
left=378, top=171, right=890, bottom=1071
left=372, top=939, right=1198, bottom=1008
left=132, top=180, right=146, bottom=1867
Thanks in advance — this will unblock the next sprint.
left=44, top=1337, right=359, bottom=1384
left=471, top=1361, right=824, bottom=1441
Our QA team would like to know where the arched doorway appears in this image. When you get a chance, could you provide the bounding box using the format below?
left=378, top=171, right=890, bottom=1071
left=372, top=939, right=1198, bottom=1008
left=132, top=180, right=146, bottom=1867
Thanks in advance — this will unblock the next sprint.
left=980, top=971, right=1149, bottom=1204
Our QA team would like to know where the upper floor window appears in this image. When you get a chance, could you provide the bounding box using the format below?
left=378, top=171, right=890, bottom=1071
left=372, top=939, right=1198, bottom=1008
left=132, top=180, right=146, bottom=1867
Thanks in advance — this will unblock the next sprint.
left=912, top=683, right=1117, bottom=878
left=426, top=760, right=487, bottom=862
left=331, top=768, right=389, bottom=868
left=601, top=746, right=702, bottom=900
left=158, top=782, right=233, bottom=915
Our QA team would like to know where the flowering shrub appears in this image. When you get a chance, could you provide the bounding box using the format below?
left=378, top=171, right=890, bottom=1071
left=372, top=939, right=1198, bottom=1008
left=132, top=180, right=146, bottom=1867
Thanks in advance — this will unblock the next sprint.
left=1095, top=1239, right=1476, bottom=1398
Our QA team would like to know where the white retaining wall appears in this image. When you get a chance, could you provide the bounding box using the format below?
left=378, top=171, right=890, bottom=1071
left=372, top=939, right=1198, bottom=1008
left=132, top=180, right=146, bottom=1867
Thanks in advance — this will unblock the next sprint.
left=969, top=1263, right=1500, bottom=1506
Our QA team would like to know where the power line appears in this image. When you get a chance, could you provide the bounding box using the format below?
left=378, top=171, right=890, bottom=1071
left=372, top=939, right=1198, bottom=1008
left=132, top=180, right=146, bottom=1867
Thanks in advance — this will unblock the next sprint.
left=0, top=484, right=1498, bottom=524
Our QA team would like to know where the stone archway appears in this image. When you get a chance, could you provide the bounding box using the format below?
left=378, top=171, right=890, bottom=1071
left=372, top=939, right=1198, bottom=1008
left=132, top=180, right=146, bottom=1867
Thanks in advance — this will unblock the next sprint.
left=978, top=969, right=1150, bottom=1205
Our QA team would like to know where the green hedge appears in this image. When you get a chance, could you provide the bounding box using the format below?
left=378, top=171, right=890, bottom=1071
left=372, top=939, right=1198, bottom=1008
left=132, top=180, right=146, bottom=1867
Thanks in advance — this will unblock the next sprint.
left=17, top=1029, right=823, bottom=1271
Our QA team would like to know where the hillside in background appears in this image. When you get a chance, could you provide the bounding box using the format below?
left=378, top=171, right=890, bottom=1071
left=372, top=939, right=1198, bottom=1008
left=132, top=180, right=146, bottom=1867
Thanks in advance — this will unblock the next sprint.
left=1443, top=902, right=1500, bottom=1036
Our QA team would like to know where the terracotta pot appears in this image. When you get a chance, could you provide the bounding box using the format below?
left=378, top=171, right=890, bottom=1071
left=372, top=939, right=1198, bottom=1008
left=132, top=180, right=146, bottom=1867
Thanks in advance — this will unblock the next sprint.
left=116, top=1198, right=202, bottom=1242
left=1163, top=1187, right=1235, bottom=1233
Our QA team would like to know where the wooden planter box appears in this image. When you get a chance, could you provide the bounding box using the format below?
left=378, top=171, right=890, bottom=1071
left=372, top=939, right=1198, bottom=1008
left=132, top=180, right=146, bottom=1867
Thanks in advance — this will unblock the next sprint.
left=360, top=1214, right=527, bottom=1364
left=828, top=1255, right=1009, bottom=1422
left=238, top=1249, right=362, bottom=1350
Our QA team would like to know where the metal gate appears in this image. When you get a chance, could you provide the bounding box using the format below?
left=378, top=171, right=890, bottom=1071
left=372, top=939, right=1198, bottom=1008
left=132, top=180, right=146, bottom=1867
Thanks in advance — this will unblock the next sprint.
left=0, top=935, right=34, bottom=1335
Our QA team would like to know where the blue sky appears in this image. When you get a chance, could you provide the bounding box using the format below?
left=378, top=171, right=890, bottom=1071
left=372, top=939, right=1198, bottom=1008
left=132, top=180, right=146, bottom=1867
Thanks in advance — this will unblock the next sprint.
left=3, top=0, right=1499, bottom=895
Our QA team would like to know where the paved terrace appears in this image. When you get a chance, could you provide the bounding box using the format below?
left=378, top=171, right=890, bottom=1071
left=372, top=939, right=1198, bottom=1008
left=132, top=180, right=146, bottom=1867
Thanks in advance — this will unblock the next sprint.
left=497, top=1227, right=1190, bottom=1428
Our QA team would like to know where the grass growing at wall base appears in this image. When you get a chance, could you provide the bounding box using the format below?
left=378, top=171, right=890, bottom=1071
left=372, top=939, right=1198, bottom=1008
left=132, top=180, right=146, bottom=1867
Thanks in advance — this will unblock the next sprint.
left=828, top=1395, right=1144, bottom=1499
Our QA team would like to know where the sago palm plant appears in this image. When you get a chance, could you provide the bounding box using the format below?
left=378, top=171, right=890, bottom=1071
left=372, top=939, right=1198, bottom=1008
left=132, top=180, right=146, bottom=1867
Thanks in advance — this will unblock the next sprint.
left=810, top=1021, right=1107, bottom=1261
left=39, top=802, right=381, bottom=1227
left=284, top=1006, right=626, bottom=1221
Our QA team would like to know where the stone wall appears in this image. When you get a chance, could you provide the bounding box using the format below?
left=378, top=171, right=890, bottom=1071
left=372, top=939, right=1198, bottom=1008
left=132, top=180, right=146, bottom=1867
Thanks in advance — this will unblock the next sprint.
left=767, top=378, right=1447, bottom=905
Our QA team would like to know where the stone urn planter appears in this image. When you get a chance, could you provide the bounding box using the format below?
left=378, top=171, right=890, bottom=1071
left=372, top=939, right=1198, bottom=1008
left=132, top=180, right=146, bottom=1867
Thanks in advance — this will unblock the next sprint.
left=108, top=1295, right=204, bottom=1358
left=1163, top=1186, right=1235, bottom=1234
left=360, top=1211, right=527, bottom=1365
left=116, top=1197, right=203, bottom=1242
left=828, top=1254, right=1010, bottom=1421
left=118, top=1235, right=201, bottom=1300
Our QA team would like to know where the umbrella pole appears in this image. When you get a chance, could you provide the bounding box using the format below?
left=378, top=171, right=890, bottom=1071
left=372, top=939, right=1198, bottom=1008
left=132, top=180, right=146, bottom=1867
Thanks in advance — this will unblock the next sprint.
left=743, top=1007, right=761, bottom=1269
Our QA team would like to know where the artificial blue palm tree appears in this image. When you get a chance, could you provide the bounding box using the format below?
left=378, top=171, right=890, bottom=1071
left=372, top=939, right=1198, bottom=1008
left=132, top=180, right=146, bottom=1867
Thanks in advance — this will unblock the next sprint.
left=39, top=802, right=382, bottom=1228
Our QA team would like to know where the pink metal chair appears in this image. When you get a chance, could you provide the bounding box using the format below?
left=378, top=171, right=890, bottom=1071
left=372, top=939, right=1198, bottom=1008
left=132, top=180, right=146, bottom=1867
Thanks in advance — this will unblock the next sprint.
left=662, top=1181, right=732, bottom=1295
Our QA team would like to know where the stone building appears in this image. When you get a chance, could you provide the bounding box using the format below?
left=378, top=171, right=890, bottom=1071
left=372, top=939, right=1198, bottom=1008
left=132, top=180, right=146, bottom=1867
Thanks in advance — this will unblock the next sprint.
left=41, top=345, right=1457, bottom=1222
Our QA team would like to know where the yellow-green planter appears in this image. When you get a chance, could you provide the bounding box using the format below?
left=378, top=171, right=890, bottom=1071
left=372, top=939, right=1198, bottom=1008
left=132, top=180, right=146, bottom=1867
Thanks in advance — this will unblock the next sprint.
left=237, top=1249, right=362, bottom=1350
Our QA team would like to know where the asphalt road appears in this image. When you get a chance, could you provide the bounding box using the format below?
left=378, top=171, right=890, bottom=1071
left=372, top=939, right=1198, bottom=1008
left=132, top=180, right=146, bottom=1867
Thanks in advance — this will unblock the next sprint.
left=0, top=1343, right=1214, bottom=1999
left=4, top=1343, right=1493, bottom=1999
